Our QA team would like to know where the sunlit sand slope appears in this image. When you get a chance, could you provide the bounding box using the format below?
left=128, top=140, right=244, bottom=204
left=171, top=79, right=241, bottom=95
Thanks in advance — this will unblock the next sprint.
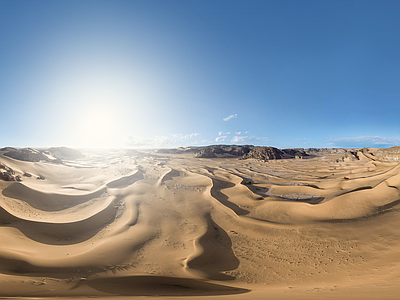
left=0, top=150, right=400, bottom=299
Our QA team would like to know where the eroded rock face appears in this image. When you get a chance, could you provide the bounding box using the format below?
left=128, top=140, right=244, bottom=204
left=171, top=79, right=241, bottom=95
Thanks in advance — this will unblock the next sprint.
left=161, top=145, right=254, bottom=157
left=335, top=150, right=360, bottom=162
left=196, top=148, right=217, bottom=158
left=212, top=145, right=253, bottom=156
left=305, top=148, right=347, bottom=155
left=2, top=147, right=83, bottom=163
left=367, top=146, right=400, bottom=163
left=282, top=148, right=309, bottom=159
left=0, top=163, right=19, bottom=181
left=242, top=147, right=284, bottom=161
left=4, top=148, right=48, bottom=162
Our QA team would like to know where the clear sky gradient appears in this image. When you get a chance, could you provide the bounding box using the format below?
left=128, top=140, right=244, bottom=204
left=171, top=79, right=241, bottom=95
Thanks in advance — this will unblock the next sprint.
left=1, top=0, right=400, bottom=149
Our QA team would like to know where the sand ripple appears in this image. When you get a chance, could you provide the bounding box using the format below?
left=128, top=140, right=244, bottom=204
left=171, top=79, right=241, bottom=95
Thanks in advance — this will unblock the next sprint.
left=1, top=151, right=400, bottom=297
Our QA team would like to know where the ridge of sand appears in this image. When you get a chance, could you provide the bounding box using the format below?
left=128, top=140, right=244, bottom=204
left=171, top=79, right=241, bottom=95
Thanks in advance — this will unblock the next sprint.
left=1, top=151, right=400, bottom=299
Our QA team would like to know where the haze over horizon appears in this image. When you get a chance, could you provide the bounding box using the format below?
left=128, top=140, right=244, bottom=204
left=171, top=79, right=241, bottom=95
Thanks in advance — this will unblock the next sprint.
left=1, top=0, right=400, bottom=149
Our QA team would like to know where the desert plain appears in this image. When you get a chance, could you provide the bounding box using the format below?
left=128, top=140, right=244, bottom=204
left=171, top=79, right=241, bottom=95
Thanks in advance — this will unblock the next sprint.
left=1, top=146, right=400, bottom=299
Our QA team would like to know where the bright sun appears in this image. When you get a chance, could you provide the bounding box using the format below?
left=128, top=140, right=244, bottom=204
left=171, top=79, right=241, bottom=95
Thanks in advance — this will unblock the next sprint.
left=74, top=105, right=124, bottom=149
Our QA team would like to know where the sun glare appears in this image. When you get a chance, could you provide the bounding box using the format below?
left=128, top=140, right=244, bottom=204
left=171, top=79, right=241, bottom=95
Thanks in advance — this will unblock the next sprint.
left=74, top=104, right=124, bottom=149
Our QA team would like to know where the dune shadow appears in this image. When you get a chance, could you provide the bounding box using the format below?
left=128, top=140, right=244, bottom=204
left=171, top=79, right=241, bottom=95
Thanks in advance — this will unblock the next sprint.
left=106, top=170, right=144, bottom=189
left=86, top=275, right=250, bottom=296
left=159, top=168, right=183, bottom=184
left=187, top=214, right=241, bottom=281
left=2, top=183, right=108, bottom=212
left=210, top=179, right=249, bottom=215
left=0, top=196, right=119, bottom=245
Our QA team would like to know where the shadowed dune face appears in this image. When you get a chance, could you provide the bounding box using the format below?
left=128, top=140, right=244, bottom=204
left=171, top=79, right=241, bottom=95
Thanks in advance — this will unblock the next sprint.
left=85, top=276, right=250, bottom=296
left=1, top=150, right=400, bottom=298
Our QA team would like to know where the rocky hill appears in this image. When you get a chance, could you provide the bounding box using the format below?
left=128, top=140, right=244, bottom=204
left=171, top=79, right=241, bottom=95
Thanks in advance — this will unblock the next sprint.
left=305, top=148, right=347, bottom=155
left=282, top=148, right=309, bottom=159
left=335, top=150, right=360, bottom=162
left=365, top=146, right=400, bottom=163
left=3, top=148, right=48, bottom=162
left=195, top=148, right=217, bottom=158
left=158, top=145, right=254, bottom=157
left=241, top=146, right=284, bottom=161
left=1, top=147, right=84, bottom=163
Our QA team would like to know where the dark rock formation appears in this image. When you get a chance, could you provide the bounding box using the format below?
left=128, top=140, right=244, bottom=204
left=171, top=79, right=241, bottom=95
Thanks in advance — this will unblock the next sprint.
left=282, top=148, right=309, bottom=159
left=335, top=150, right=360, bottom=162
left=2, top=147, right=83, bottom=163
left=0, top=171, right=16, bottom=181
left=0, top=163, right=18, bottom=181
left=196, top=148, right=217, bottom=158
left=213, top=145, right=253, bottom=156
left=242, top=147, right=284, bottom=161
left=0, top=147, right=17, bottom=152
left=4, top=148, right=48, bottom=162
left=305, top=148, right=347, bottom=155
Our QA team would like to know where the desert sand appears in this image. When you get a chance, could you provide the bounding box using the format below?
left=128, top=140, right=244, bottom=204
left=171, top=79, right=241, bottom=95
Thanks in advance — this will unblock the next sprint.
left=1, top=148, right=400, bottom=299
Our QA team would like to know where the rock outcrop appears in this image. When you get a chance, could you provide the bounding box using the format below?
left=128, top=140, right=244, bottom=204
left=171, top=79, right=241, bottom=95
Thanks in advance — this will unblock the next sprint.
left=4, top=148, right=48, bottom=162
left=209, top=145, right=253, bottom=156
left=282, top=148, right=309, bottom=159
left=366, top=146, right=400, bottom=163
left=242, top=147, right=284, bottom=161
left=0, top=163, right=20, bottom=181
left=305, top=148, right=347, bottom=155
left=1, top=147, right=83, bottom=163
left=160, top=145, right=254, bottom=157
left=335, top=150, right=360, bottom=162
left=195, top=148, right=217, bottom=158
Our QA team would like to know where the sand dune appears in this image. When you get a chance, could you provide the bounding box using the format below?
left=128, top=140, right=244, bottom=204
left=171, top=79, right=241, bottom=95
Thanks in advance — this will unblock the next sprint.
left=1, top=149, right=400, bottom=299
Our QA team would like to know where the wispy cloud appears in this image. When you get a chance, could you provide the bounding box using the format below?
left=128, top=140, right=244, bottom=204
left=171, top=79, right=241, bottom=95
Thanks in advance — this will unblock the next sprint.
left=215, top=136, right=227, bottom=143
left=201, top=139, right=213, bottom=144
left=223, top=114, right=237, bottom=121
left=125, top=136, right=173, bottom=148
left=231, top=135, right=270, bottom=145
left=172, top=133, right=200, bottom=139
left=218, top=131, right=230, bottom=136
left=330, top=136, right=400, bottom=148
left=125, top=133, right=200, bottom=148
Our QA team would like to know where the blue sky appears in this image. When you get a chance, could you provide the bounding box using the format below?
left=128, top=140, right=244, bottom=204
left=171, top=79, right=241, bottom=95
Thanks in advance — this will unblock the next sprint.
left=1, top=0, right=400, bottom=149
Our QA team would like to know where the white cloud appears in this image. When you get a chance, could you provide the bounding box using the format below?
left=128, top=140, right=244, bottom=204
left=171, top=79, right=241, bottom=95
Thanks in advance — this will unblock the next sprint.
left=124, top=136, right=173, bottom=148
left=235, top=132, right=241, bottom=135
left=218, top=131, right=231, bottom=136
left=201, top=139, right=213, bottom=144
left=215, top=136, right=227, bottom=143
left=231, top=135, right=270, bottom=145
left=125, top=133, right=200, bottom=148
left=172, top=133, right=200, bottom=139
left=223, top=114, right=237, bottom=121
left=330, top=136, right=400, bottom=148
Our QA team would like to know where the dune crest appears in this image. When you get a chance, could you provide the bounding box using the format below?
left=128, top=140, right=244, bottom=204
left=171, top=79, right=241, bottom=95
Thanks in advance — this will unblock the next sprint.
left=1, top=148, right=400, bottom=299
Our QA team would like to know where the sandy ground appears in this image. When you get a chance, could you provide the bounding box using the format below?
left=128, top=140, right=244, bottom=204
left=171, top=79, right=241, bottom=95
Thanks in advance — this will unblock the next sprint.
left=1, top=149, right=400, bottom=299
